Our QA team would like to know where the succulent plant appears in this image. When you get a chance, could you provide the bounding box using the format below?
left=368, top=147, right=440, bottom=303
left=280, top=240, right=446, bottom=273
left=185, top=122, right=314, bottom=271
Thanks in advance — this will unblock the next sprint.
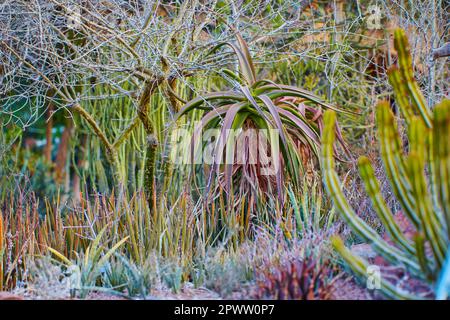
left=175, top=33, right=350, bottom=204
left=253, top=258, right=335, bottom=300
left=321, top=28, right=450, bottom=299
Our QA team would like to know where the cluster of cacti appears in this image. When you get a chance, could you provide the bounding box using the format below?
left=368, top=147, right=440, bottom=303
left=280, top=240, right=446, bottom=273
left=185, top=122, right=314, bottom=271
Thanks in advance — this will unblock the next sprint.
left=253, top=258, right=334, bottom=300
left=321, top=28, right=450, bottom=299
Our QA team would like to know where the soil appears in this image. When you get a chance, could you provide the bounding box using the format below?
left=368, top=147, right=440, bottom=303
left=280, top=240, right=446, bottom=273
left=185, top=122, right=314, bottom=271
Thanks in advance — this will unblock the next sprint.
left=329, top=277, right=374, bottom=300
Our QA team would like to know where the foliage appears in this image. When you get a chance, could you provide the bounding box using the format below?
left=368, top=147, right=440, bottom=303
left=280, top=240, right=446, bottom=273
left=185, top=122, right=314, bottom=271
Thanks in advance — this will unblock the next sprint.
left=253, top=257, right=335, bottom=300
left=0, top=1, right=448, bottom=300
left=175, top=33, right=350, bottom=204
left=47, top=227, right=129, bottom=299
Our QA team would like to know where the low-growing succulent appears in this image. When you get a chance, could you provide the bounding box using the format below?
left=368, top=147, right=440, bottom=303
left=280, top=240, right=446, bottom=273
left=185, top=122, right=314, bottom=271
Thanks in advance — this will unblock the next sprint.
left=253, top=258, right=335, bottom=300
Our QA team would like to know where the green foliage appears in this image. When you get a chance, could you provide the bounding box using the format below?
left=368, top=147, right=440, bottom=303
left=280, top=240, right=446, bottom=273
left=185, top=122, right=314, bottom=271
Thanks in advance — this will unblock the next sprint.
left=286, top=179, right=334, bottom=236
left=0, top=124, right=22, bottom=199
left=48, top=227, right=129, bottom=299
left=176, top=33, right=349, bottom=202
left=2, top=2, right=448, bottom=300
left=321, top=29, right=450, bottom=299
left=102, top=254, right=156, bottom=299
left=161, top=263, right=184, bottom=294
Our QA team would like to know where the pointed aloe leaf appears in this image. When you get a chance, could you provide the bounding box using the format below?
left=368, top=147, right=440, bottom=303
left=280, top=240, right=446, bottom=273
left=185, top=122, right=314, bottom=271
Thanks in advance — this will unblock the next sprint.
left=224, top=111, right=251, bottom=196
left=288, top=185, right=303, bottom=233
left=235, top=32, right=256, bottom=83
left=186, top=106, right=229, bottom=172
left=210, top=41, right=256, bottom=85
left=249, top=112, right=289, bottom=198
left=90, top=226, right=108, bottom=264
left=240, top=85, right=269, bottom=123
left=257, top=84, right=357, bottom=115
left=221, top=68, right=243, bottom=83
left=258, top=94, right=288, bottom=145
left=277, top=108, right=320, bottom=147
left=252, top=78, right=280, bottom=90
left=47, top=247, right=72, bottom=266
left=210, top=103, right=246, bottom=193
left=97, top=236, right=130, bottom=270
left=175, top=91, right=246, bottom=118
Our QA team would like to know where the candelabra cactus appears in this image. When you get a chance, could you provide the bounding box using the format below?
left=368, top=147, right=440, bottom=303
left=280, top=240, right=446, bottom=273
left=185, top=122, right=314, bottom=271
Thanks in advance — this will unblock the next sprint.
left=321, top=28, right=450, bottom=299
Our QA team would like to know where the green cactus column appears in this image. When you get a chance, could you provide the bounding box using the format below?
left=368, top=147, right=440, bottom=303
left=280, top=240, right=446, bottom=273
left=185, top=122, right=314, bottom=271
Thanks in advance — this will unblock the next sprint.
left=321, top=28, right=450, bottom=300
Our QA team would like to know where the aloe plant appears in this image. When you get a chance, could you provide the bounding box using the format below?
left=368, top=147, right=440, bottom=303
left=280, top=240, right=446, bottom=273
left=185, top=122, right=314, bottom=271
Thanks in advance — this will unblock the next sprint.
left=175, top=33, right=349, bottom=203
left=321, top=28, right=450, bottom=299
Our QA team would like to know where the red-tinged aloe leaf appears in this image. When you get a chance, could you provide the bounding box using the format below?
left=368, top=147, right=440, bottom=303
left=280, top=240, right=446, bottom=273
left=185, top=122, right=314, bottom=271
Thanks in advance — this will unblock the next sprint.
left=277, top=100, right=302, bottom=114
left=278, top=103, right=317, bottom=129
left=231, top=43, right=256, bottom=85
left=262, top=88, right=339, bottom=111
left=267, top=125, right=285, bottom=206
left=208, top=103, right=246, bottom=194
left=304, top=105, right=350, bottom=158
left=186, top=105, right=232, bottom=192
left=175, top=91, right=246, bottom=119
left=252, top=79, right=281, bottom=89
left=258, top=94, right=288, bottom=146
left=240, top=85, right=271, bottom=124
left=210, top=42, right=256, bottom=85
left=189, top=105, right=232, bottom=165
left=260, top=85, right=358, bottom=115
left=255, top=84, right=317, bottom=97
left=224, top=111, right=251, bottom=196
left=288, top=127, right=321, bottom=164
left=263, top=84, right=327, bottom=99
left=277, top=108, right=321, bottom=146
left=235, top=32, right=256, bottom=82
left=333, top=119, right=351, bottom=157
left=298, top=103, right=307, bottom=117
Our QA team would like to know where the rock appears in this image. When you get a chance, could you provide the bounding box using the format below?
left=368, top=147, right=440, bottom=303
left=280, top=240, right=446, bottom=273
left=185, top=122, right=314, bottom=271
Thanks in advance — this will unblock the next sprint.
left=0, top=292, right=23, bottom=300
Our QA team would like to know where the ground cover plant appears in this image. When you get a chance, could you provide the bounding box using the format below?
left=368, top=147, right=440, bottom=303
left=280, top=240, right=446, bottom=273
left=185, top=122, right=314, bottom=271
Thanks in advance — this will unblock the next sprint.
left=0, top=0, right=449, bottom=301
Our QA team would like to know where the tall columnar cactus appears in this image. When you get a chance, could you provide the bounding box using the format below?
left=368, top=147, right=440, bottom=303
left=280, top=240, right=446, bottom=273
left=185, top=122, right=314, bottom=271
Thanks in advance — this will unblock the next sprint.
left=321, top=28, right=450, bottom=299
